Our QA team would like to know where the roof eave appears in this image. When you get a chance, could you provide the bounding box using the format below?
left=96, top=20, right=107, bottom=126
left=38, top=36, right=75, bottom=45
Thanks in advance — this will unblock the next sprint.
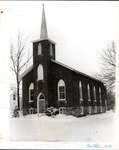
left=50, top=59, right=102, bottom=83
left=32, top=38, right=56, bottom=45
left=19, top=65, right=33, bottom=81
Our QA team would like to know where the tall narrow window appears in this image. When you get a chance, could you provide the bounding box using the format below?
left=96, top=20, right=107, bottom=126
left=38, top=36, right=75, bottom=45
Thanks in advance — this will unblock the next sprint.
left=29, top=83, right=34, bottom=102
left=79, top=81, right=83, bottom=101
left=99, top=87, right=102, bottom=103
left=58, top=79, right=66, bottom=101
left=37, top=64, right=44, bottom=80
left=87, top=84, right=91, bottom=101
left=93, top=86, right=96, bottom=101
left=38, top=43, right=42, bottom=55
left=99, top=87, right=102, bottom=112
left=50, top=44, right=53, bottom=56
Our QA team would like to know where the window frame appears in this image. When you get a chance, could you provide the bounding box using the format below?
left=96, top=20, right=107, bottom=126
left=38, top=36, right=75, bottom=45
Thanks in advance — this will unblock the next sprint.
left=58, top=79, right=66, bottom=101
left=50, top=44, right=53, bottom=57
left=93, top=86, right=96, bottom=102
left=38, top=43, right=42, bottom=55
left=99, top=87, right=102, bottom=103
left=87, top=84, right=91, bottom=101
left=29, top=83, right=34, bottom=102
left=79, top=81, right=83, bottom=101
left=37, top=64, right=44, bottom=81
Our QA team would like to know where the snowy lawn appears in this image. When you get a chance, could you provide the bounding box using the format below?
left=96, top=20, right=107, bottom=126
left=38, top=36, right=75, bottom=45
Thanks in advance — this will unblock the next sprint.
left=10, top=111, right=115, bottom=142
left=0, top=108, right=9, bottom=142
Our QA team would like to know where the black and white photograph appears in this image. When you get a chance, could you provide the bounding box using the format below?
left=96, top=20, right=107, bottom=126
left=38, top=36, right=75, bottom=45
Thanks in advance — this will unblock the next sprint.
left=0, top=1, right=119, bottom=149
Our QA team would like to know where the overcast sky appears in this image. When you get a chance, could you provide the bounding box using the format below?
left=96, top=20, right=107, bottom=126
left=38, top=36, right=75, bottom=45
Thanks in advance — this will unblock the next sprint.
left=0, top=1, right=119, bottom=108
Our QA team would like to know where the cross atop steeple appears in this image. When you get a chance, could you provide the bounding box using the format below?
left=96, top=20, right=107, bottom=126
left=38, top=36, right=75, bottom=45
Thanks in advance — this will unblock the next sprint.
left=40, top=4, right=48, bottom=40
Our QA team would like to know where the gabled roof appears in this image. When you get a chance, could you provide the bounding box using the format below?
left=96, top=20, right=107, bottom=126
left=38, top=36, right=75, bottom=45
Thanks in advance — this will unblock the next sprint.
left=50, top=59, right=101, bottom=83
left=20, top=59, right=101, bottom=83
left=19, top=65, right=33, bottom=81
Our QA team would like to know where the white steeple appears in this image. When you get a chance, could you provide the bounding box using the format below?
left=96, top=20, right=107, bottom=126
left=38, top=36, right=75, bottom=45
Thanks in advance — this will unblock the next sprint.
left=40, top=4, right=48, bottom=40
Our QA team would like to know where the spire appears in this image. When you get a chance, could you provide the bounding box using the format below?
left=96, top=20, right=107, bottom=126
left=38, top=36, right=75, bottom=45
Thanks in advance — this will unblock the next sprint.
left=40, top=4, right=48, bottom=40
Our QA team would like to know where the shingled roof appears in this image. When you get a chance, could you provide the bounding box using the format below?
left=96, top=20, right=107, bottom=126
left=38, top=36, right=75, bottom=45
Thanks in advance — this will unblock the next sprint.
left=19, top=65, right=33, bottom=81
left=50, top=59, right=101, bottom=83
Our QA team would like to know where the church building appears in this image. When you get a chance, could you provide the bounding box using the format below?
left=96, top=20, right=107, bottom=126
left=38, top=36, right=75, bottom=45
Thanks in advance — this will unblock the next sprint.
left=21, top=5, right=107, bottom=116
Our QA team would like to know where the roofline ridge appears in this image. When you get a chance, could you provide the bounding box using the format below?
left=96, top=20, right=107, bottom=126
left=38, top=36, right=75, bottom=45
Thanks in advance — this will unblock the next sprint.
left=50, top=59, right=101, bottom=83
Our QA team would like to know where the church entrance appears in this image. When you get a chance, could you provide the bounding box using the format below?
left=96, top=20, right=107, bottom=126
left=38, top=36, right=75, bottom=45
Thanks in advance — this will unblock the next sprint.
left=37, top=93, right=46, bottom=114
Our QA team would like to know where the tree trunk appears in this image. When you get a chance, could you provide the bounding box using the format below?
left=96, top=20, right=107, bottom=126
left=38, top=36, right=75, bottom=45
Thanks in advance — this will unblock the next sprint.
left=17, top=78, right=20, bottom=110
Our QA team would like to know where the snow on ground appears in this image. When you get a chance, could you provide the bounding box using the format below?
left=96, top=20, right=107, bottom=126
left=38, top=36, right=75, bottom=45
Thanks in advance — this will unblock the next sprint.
left=10, top=110, right=115, bottom=143
left=0, top=108, right=9, bottom=142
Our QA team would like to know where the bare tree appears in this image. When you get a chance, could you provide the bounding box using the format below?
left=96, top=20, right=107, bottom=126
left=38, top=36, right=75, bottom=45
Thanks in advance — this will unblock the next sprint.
left=95, top=42, right=116, bottom=111
left=97, top=42, right=116, bottom=92
left=10, top=32, right=31, bottom=110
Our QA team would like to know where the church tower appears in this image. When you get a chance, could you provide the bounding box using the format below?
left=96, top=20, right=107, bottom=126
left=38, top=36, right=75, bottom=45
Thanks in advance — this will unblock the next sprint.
left=32, top=5, right=55, bottom=112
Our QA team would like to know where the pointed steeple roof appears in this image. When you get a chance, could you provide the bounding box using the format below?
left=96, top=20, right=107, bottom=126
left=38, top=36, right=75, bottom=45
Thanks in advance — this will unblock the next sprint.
left=40, top=4, right=48, bottom=40
left=32, top=4, right=55, bottom=44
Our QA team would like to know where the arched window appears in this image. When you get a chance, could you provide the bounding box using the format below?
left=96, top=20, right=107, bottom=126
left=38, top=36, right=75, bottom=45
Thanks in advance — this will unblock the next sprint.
left=50, top=44, right=53, bottom=56
left=29, top=83, right=34, bottom=102
left=93, top=86, right=96, bottom=101
left=58, top=79, right=66, bottom=101
left=79, top=81, right=83, bottom=101
left=99, top=87, right=102, bottom=112
left=37, top=64, right=44, bottom=80
left=87, top=84, right=91, bottom=101
left=38, top=43, right=42, bottom=55
left=99, top=87, right=102, bottom=103
left=39, top=93, right=45, bottom=100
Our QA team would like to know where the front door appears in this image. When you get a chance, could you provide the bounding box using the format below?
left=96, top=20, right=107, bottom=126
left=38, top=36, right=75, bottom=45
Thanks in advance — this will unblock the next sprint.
left=37, top=93, right=46, bottom=114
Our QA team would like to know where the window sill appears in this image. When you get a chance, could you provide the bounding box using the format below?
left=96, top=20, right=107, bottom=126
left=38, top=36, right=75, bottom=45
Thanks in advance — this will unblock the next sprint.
left=37, top=79, right=44, bottom=82
left=58, top=99, right=66, bottom=101
left=29, top=101, right=34, bottom=103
